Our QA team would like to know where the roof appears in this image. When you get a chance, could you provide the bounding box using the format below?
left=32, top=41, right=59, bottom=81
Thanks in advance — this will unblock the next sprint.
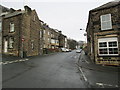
left=91, top=1, right=120, bottom=11
left=0, top=5, right=9, bottom=14
left=3, top=11, right=25, bottom=18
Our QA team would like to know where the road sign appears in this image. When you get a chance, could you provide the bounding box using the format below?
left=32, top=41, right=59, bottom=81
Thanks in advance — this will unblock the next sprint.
left=22, top=38, right=25, bottom=41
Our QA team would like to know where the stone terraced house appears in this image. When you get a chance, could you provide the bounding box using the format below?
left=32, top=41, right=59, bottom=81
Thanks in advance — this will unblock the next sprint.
left=1, top=6, right=43, bottom=57
left=0, top=5, right=9, bottom=53
left=1, top=5, right=69, bottom=57
left=86, top=1, right=120, bottom=65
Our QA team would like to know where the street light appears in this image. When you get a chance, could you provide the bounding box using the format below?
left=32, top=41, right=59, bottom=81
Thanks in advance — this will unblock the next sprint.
left=79, top=28, right=87, bottom=43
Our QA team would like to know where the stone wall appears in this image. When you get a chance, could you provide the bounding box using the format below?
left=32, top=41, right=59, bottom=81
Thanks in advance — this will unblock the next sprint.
left=87, top=4, right=120, bottom=65
left=2, top=14, right=22, bottom=56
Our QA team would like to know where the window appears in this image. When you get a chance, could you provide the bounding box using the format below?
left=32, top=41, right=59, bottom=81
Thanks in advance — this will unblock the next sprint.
left=10, top=23, right=14, bottom=32
left=99, top=42, right=107, bottom=47
left=98, top=37, right=118, bottom=56
left=51, top=39, right=55, bottom=44
left=0, top=22, right=2, bottom=32
left=43, top=30, right=46, bottom=34
left=43, top=37, right=45, bottom=41
left=56, top=40, right=59, bottom=44
left=48, top=31, right=50, bottom=35
left=43, top=45, right=46, bottom=48
left=9, top=37, right=14, bottom=48
left=31, top=42, right=34, bottom=50
left=100, top=14, right=112, bottom=30
left=48, top=38, right=50, bottom=42
left=40, top=31, right=42, bottom=38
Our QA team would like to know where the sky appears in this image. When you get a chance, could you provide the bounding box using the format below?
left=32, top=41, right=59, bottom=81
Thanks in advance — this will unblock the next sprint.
left=1, top=0, right=114, bottom=42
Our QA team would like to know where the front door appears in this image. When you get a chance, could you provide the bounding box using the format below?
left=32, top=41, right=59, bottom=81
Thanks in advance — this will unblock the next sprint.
left=4, top=40, right=8, bottom=53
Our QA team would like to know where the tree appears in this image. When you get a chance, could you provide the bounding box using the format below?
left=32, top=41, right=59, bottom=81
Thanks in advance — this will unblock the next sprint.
left=67, top=39, right=78, bottom=50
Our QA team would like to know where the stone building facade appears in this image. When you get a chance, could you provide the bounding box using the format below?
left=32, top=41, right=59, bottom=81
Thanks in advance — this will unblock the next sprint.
left=0, top=5, right=9, bottom=53
left=86, top=1, right=120, bottom=65
left=2, top=6, right=43, bottom=57
left=40, top=21, right=62, bottom=54
left=1, top=5, right=69, bottom=57
left=58, top=31, right=67, bottom=48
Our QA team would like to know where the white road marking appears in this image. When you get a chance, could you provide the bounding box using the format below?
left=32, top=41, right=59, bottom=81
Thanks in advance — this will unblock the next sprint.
left=78, top=67, right=87, bottom=82
left=25, top=59, right=29, bottom=60
left=84, top=59, right=90, bottom=64
left=8, top=61, right=14, bottom=64
left=14, top=60, right=19, bottom=62
left=74, top=56, right=77, bottom=59
left=1, top=58, right=29, bottom=65
left=19, top=59, right=23, bottom=61
left=96, top=82, right=104, bottom=88
left=96, top=82, right=118, bottom=87
left=2, top=62, right=8, bottom=65
left=0, top=62, right=2, bottom=65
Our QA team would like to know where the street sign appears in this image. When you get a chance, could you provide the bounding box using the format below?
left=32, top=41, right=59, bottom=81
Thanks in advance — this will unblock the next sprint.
left=22, top=38, right=25, bottom=41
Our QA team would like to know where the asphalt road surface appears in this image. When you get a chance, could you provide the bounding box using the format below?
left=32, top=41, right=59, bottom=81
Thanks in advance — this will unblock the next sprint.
left=2, top=50, right=87, bottom=88
left=2, top=50, right=119, bottom=88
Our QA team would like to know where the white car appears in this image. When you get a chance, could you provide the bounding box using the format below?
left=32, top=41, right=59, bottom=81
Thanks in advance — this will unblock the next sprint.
left=76, top=49, right=82, bottom=53
left=61, top=48, right=70, bottom=52
left=61, top=48, right=67, bottom=52
left=66, top=49, right=70, bottom=52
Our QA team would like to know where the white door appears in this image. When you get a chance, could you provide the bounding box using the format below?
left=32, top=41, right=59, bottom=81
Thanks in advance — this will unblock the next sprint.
left=4, top=40, right=8, bottom=53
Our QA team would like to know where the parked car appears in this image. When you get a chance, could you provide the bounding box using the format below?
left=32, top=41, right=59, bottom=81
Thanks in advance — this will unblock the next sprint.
left=61, top=48, right=67, bottom=52
left=69, top=49, right=72, bottom=52
left=61, top=48, right=71, bottom=52
left=66, top=49, right=70, bottom=52
left=76, top=49, right=82, bottom=53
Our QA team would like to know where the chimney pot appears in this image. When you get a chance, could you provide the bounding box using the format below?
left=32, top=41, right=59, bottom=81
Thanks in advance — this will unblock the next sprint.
left=24, top=5, right=31, bottom=13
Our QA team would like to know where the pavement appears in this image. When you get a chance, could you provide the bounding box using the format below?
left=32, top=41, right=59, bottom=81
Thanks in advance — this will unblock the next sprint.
left=77, top=51, right=120, bottom=72
left=76, top=50, right=120, bottom=88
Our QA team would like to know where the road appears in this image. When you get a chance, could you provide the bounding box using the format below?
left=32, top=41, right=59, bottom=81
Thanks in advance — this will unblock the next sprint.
left=2, top=50, right=119, bottom=88
left=2, top=50, right=87, bottom=88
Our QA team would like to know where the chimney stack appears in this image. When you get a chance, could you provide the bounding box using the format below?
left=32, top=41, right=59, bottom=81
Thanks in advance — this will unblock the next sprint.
left=24, top=5, right=31, bottom=13
left=9, top=8, right=15, bottom=13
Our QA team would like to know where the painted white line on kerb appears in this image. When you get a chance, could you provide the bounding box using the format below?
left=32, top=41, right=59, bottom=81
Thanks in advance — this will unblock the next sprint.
left=0, top=62, right=2, bottom=65
left=14, top=60, right=19, bottom=62
left=96, top=83, right=118, bottom=87
left=8, top=61, right=14, bottom=64
left=1, top=58, right=29, bottom=65
left=78, top=67, right=87, bottom=82
left=25, top=59, right=29, bottom=60
left=96, top=82, right=104, bottom=88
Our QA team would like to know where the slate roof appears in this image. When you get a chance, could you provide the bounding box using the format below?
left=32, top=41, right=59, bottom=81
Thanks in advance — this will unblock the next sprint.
left=0, top=5, right=9, bottom=14
left=91, top=1, right=120, bottom=11
left=4, top=11, right=25, bottom=18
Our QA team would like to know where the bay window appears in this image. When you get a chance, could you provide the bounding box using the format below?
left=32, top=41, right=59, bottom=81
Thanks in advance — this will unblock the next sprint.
left=98, top=37, right=118, bottom=56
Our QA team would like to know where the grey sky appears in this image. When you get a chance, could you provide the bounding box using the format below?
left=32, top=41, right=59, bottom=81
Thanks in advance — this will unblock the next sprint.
left=1, top=0, right=113, bottom=41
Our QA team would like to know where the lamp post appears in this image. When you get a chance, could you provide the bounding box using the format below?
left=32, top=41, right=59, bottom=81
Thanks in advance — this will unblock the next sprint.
left=80, top=28, right=87, bottom=43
